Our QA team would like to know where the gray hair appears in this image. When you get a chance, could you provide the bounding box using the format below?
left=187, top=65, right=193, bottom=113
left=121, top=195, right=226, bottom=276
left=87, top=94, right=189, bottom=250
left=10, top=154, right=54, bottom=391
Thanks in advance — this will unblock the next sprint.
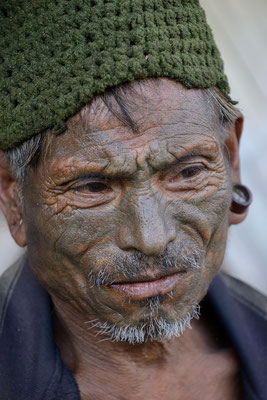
left=5, top=86, right=240, bottom=190
left=85, top=303, right=200, bottom=344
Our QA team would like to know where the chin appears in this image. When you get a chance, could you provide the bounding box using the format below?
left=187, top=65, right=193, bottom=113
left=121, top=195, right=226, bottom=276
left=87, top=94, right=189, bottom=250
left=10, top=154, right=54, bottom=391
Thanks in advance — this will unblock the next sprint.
left=85, top=301, right=201, bottom=344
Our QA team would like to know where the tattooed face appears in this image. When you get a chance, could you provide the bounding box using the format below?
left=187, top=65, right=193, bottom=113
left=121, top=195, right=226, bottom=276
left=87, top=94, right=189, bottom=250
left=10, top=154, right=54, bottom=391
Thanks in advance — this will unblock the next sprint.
left=23, top=79, right=232, bottom=341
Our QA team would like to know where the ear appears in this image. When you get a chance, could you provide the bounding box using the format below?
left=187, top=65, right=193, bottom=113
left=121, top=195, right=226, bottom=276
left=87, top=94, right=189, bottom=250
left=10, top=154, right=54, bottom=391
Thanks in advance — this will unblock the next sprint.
left=0, top=151, right=27, bottom=246
left=224, top=116, right=249, bottom=225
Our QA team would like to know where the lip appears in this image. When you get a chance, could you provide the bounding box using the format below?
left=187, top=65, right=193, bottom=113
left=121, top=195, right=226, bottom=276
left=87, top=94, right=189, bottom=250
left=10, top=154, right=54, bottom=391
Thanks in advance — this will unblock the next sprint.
left=108, top=272, right=186, bottom=300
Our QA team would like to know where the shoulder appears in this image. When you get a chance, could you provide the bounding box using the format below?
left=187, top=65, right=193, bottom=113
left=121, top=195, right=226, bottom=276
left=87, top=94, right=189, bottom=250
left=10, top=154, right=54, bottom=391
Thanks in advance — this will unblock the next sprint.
left=219, top=271, right=267, bottom=321
left=0, top=256, right=25, bottom=336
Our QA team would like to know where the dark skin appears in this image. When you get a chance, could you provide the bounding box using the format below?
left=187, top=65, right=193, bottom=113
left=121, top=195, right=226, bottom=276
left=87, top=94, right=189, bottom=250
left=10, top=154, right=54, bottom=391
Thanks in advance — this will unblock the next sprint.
left=0, top=79, right=247, bottom=399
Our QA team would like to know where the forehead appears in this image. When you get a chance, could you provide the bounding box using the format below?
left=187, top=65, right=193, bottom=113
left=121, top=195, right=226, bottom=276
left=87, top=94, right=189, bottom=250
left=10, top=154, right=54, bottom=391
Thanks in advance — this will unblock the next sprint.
left=42, top=79, right=220, bottom=168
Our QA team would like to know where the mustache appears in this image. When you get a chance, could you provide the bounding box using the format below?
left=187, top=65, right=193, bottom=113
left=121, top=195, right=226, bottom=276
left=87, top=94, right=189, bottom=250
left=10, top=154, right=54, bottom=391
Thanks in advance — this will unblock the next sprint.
left=88, top=243, right=203, bottom=287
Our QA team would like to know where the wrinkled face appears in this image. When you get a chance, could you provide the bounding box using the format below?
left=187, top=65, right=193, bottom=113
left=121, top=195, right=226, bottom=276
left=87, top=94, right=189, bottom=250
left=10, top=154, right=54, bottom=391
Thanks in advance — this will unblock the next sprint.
left=23, top=79, right=232, bottom=340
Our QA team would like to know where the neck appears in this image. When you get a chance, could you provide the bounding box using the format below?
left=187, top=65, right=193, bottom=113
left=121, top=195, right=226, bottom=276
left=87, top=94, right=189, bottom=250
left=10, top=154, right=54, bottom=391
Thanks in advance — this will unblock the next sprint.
left=51, top=295, right=219, bottom=399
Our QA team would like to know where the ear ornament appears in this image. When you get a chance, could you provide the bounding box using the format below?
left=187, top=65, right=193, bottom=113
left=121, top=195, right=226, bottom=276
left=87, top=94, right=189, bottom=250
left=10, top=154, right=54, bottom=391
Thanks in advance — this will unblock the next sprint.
left=231, top=184, right=252, bottom=214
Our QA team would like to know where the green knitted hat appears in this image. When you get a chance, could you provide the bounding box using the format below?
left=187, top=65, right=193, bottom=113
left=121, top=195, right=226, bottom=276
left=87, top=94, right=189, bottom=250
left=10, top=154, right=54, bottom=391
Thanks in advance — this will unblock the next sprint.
left=0, top=0, right=231, bottom=151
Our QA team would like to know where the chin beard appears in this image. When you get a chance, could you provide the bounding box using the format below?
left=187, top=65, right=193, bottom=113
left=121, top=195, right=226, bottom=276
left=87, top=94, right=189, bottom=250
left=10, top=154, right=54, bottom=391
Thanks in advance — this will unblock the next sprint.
left=85, top=303, right=201, bottom=345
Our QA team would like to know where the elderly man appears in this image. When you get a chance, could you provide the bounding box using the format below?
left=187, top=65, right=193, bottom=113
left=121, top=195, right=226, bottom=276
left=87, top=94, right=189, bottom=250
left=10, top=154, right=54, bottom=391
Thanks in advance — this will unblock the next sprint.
left=0, top=1, right=266, bottom=399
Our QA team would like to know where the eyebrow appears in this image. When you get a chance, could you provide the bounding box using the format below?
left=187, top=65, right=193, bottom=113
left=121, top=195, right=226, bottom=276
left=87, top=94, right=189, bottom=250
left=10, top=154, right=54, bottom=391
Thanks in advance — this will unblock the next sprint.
left=52, top=162, right=136, bottom=185
left=60, top=170, right=130, bottom=185
left=151, top=153, right=202, bottom=172
left=148, top=143, right=218, bottom=172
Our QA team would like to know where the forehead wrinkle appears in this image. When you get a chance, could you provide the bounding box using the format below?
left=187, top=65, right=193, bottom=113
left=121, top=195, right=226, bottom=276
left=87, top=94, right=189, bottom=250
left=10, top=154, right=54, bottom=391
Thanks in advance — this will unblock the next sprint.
left=67, top=89, right=216, bottom=154
left=76, top=121, right=172, bottom=153
left=46, top=83, right=219, bottom=178
left=164, top=108, right=215, bottom=133
left=79, top=96, right=213, bottom=137
left=79, top=116, right=214, bottom=151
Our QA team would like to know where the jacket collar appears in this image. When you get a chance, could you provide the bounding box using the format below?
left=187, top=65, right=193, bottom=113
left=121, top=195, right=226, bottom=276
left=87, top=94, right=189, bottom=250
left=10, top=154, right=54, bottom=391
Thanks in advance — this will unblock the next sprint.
left=0, top=258, right=72, bottom=399
left=208, top=275, right=267, bottom=400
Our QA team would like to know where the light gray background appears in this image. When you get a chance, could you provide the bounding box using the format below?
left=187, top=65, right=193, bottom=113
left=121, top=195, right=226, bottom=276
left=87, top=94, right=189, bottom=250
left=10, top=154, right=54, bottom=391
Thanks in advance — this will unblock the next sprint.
left=201, top=0, right=267, bottom=294
left=0, top=0, right=266, bottom=294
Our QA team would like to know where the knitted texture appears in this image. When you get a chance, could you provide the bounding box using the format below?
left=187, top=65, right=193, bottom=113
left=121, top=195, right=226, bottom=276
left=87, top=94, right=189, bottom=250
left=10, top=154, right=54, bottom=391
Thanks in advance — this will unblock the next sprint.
left=0, top=0, right=231, bottom=150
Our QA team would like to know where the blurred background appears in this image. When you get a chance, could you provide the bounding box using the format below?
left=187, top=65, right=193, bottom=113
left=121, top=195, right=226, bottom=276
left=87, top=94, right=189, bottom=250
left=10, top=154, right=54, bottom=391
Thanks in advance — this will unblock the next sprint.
left=201, top=0, right=267, bottom=295
left=0, top=0, right=266, bottom=294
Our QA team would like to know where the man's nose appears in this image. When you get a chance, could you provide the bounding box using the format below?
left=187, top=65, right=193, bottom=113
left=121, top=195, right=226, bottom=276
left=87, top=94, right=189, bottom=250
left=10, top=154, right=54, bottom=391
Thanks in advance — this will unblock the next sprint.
left=116, top=193, right=176, bottom=256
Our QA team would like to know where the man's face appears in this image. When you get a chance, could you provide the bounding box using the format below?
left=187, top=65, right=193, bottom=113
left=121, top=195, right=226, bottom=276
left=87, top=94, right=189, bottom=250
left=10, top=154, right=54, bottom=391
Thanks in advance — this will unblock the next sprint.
left=23, top=79, right=232, bottom=341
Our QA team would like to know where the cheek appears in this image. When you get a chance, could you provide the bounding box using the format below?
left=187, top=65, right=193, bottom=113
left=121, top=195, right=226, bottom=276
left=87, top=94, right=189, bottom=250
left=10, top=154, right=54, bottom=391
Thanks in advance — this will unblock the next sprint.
left=168, top=175, right=231, bottom=283
left=25, top=191, right=117, bottom=250
left=192, top=186, right=231, bottom=281
left=170, top=182, right=231, bottom=244
left=24, top=196, right=118, bottom=304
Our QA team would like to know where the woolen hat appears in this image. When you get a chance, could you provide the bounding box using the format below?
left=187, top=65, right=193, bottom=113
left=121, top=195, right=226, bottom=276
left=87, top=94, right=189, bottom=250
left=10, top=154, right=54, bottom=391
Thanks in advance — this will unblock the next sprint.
left=0, top=0, right=232, bottom=150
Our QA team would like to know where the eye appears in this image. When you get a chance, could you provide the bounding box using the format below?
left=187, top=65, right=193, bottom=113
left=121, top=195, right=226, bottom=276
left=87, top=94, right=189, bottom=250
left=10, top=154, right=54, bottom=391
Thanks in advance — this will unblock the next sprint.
left=73, top=181, right=110, bottom=193
left=179, top=166, right=204, bottom=179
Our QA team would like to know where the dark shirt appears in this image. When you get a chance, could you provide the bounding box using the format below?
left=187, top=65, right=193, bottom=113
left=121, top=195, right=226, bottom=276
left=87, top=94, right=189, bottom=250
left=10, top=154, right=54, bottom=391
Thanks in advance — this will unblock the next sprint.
left=0, top=257, right=267, bottom=400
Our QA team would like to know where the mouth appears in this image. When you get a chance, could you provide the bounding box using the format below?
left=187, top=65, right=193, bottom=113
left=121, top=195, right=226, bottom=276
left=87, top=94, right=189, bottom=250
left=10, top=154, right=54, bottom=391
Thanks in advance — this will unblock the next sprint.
left=108, top=271, right=186, bottom=300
